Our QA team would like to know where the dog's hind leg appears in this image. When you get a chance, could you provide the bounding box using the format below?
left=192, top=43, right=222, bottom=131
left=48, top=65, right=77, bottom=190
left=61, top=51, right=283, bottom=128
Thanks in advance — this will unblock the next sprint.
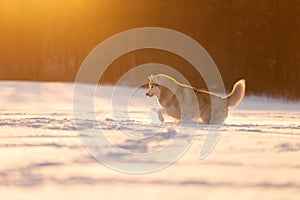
left=201, top=104, right=228, bottom=124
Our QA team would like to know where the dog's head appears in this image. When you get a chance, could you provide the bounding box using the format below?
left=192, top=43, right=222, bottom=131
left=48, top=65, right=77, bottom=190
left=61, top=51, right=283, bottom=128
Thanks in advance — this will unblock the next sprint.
left=146, top=74, right=161, bottom=98
left=146, top=74, right=180, bottom=98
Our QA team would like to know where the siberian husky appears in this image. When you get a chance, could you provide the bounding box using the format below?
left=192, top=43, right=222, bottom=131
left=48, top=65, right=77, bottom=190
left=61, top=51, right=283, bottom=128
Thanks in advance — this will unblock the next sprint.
left=146, top=74, right=245, bottom=124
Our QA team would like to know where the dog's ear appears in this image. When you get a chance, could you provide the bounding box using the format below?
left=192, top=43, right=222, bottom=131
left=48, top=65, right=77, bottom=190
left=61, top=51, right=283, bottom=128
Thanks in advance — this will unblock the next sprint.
left=148, top=74, right=154, bottom=81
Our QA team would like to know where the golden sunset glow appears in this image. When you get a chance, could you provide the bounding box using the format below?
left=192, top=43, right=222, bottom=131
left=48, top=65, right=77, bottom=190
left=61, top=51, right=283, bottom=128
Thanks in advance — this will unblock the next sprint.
left=1, top=1, right=300, bottom=200
left=0, top=0, right=299, bottom=97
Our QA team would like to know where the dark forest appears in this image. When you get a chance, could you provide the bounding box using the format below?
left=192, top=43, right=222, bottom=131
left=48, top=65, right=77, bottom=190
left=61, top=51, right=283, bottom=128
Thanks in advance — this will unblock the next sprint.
left=0, top=0, right=299, bottom=99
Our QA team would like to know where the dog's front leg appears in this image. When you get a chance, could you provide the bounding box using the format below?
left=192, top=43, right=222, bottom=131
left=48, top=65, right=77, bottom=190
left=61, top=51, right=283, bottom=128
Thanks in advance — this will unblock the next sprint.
left=180, top=101, right=195, bottom=122
left=150, top=107, right=165, bottom=123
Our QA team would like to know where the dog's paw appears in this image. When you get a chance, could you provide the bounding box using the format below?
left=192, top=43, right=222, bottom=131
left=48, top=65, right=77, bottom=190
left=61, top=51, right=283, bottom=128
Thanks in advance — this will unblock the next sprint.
left=179, top=120, right=199, bottom=126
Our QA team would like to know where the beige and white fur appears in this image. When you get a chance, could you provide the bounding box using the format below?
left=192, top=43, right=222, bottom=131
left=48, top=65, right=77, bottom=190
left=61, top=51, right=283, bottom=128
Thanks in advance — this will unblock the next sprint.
left=146, top=74, right=246, bottom=124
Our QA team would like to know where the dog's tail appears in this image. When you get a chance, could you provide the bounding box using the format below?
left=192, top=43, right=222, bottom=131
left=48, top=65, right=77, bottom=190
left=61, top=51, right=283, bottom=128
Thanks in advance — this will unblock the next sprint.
left=225, top=79, right=246, bottom=108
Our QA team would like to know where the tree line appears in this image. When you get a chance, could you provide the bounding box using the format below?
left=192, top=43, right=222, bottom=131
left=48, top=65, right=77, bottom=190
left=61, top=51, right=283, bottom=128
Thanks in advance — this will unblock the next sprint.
left=0, top=0, right=299, bottom=99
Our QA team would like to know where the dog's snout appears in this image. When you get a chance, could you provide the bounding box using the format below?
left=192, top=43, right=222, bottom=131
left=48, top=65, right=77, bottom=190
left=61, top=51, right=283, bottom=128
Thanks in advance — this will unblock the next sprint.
left=146, top=91, right=152, bottom=97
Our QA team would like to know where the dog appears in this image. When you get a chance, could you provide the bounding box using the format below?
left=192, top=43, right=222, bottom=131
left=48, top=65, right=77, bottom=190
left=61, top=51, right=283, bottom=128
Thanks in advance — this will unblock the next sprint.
left=146, top=74, right=245, bottom=124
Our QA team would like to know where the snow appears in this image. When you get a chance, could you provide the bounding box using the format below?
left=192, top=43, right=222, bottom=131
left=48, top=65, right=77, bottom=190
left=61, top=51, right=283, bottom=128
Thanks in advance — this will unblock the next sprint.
left=0, top=81, right=300, bottom=200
